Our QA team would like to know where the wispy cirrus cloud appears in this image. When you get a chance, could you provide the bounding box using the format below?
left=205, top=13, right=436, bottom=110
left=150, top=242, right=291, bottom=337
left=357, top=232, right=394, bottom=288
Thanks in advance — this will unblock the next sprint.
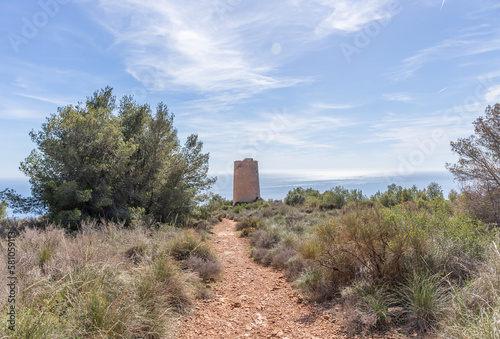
left=181, top=108, right=358, bottom=158
left=95, top=0, right=303, bottom=103
left=92, top=0, right=403, bottom=107
left=310, top=0, right=397, bottom=37
left=14, top=93, right=71, bottom=106
left=310, top=102, right=358, bottom=110
left=383, top=92, right=415, bottom=102
left=392, top=28, right=500, bottom=80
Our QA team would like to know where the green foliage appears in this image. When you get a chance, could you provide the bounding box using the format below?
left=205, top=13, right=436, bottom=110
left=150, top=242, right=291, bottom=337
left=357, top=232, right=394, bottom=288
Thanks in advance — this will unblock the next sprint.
left=442, top=242, right=500, bottom=338
left=204, top=193, right=232, bottom=213
left=210, top=193, right=500, bottom=336
left=0, top=188, right=43, bottom=215
left=127, top=206, right=154, bottom=225
left=445, top=306, right=500, bottom=339
left=350, top=282, right=393, bottom=328
left=307, top=207, right=428, bottom=286
left=373, top=183, right=418, bottom=207
left=230, top=199, right=270, bottom=213
left=397, top=272, right=450, bottom=333
left=168, top=229, right=216, bottom=262
left=321, top=186, right=349, bottom=208
left=38, top=245, right=53, bottom=267
left=370, top=182, right=448, bottom=210
left=284, top=186, right=365, bottom=209
left=51, top=209, right=83, bottom=230
left=448, top=189, right=459, bottom=202
left=4, top=305, right=60, bottom=338
left=3, top=87, right=215, bottom=227
left=285, top=187, right=318, bottom=205
left=296, top=266, right=335, bottom=301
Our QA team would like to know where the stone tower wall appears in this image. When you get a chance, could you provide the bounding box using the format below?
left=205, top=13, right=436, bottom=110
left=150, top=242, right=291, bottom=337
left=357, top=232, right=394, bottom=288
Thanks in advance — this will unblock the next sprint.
left=233, top=158, right=260, bottom=205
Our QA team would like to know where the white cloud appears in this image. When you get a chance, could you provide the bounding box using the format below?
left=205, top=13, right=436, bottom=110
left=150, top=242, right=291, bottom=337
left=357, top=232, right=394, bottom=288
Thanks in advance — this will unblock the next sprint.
left=383, top=93, right=414, bottom=102
left=392, top=30, right=500, bottom=80
left=484, top=85, right=500, bottom=103
left=311, top=102, right=357, bottom=109
left=93, top=0, right=403, bottom=106
left=312, top=0, right=398, bottom=36
left=181, top=108, right=357, bottom=160
left=95, top=0, right=304, bottom=104
left=15, top=93, right=71, bottom=106
left=362, top=106, right=481, bottom=156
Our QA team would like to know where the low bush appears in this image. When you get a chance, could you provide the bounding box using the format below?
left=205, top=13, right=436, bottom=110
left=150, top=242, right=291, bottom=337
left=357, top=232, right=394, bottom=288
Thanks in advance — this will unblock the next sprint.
left=168, top=229, right=216, bottom=262
left=187, top=254, right=222, bottom=280
left=296, top=266, right=336, bottom=302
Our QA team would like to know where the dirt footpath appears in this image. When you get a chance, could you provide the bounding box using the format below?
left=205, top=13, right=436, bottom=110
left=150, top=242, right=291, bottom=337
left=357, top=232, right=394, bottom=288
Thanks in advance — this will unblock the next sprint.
left=176, top=219, right=344, bottom=338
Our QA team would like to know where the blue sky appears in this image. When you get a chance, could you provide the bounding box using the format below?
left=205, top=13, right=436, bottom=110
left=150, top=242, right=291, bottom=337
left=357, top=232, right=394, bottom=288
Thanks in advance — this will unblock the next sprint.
left=1, top=0, right=500, bottom=193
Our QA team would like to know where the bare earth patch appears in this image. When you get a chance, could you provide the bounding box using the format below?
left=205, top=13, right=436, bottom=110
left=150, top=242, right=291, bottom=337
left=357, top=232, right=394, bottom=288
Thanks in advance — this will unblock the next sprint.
left=175, top=219, right=345, bottom=338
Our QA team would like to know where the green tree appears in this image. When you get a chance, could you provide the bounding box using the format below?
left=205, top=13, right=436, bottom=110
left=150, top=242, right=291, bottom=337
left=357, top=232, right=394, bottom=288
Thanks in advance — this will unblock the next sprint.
left=448, top=189, right=458, bottom=202
left=1, top=87, right=215, bottom=226
left=322, top=186, right=349, bottom=208
left=284, top=187, right=319, bottom=206
left=425, top=182, right=443, bottom=200
left=446, top=104, right=500, bottom=223
left=347, top=188, right=365, bottom=203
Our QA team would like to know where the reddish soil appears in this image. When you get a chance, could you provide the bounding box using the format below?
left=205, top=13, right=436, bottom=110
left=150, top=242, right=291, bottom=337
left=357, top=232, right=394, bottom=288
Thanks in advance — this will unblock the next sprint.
left=176, top=219, right=345, bottom=338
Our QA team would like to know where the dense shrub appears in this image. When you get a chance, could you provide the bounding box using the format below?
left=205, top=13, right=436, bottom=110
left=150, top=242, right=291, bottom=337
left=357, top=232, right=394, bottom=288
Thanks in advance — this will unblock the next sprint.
left=0, top=87, right=215, bottom=227
left=285, top=186, right=366, bottom=209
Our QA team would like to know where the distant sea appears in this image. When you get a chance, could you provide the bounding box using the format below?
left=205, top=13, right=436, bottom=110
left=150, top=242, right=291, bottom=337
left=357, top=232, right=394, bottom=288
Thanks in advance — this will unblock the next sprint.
left=0, top=178, right=34, bottom=218
left=0, top=171, right=457, bottom=217
left=209, top=171, right=458, bottom=201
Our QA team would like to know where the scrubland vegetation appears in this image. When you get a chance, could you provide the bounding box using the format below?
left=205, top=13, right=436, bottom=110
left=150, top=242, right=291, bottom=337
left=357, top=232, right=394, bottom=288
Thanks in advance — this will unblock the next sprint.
left=212, top=183, right=500, bottom=337
left=0, top=218, right=221, bottom=338
left=0, top=87, right=221, bottom=338
left=0, top=91, right=498, bottom=338
left=206, top=104, right=500, bottom=337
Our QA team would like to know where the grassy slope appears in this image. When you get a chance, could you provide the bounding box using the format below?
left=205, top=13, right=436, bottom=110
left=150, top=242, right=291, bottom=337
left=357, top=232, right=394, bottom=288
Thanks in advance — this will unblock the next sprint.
left=0, top=219, right=221, bottom=338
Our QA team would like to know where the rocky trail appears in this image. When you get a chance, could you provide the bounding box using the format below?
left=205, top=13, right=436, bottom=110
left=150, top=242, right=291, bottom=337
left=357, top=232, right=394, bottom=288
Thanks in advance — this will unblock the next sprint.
left=176, top=219, right=345, bottom=339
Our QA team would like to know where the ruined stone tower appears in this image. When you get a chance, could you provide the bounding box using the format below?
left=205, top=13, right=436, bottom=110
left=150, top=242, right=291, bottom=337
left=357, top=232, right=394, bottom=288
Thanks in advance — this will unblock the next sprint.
left=233, top=158, right=260, bottom=205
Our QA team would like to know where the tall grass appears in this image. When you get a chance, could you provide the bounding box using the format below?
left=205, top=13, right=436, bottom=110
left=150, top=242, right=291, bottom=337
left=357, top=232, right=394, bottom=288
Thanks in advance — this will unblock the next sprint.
left=397, top=272, right=450, bottom=333
left=441, top=241, right=500, bottom=338
left=0, top=219, right=218, bottom=338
